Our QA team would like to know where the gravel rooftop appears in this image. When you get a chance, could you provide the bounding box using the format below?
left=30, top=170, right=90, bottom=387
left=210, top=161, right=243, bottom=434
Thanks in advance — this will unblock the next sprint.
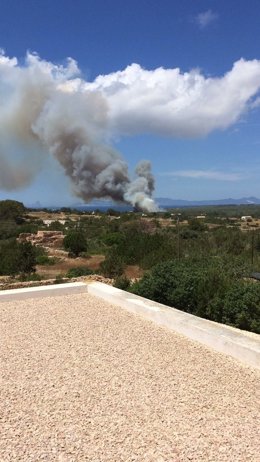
left=0, top=292, right=259, bottom=462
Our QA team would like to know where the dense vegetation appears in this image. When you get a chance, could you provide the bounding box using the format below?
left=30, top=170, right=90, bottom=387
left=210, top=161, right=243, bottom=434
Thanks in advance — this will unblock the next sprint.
left=130, top=258, right=260, bottom=333
left=0, top=240, right=36, bottom=276
left=63, top=229, right=88, bottom=257
left=1, top=200, right=260, bottom=333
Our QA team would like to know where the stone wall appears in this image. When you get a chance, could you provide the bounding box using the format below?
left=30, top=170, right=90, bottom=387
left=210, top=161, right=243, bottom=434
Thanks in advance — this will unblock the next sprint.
left=18, top=231, right=64, bottom=248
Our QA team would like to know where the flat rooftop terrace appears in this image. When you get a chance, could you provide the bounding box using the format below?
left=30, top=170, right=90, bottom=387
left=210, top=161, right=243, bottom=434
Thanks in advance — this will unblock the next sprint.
left=0, top=289, right=259, bottom=461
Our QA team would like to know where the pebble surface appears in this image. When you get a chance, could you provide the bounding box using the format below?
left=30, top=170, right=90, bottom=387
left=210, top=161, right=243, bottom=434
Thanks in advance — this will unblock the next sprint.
left=0, top=293, right=259, bottom=462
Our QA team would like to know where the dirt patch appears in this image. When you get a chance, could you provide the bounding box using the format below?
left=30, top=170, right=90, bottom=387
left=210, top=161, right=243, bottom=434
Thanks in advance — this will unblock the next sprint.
left=124, top=265, right=144, bottom=280
left=37, top=255, right=105, bottom=279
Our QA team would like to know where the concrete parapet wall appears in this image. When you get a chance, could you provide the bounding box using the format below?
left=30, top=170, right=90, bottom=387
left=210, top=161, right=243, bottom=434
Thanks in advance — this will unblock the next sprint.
left=0, top=282, right=87, bottom=302
left=88, top=282, right=260, bottom=370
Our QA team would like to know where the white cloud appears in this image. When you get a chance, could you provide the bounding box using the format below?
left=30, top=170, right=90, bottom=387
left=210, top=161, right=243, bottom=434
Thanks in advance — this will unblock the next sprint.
left=84, top=59, right=260, bottom=138
left=1, top=51, right=260, bottom=209
left=0, top=49, right=17, bottom=67
left=195, top=10, right=218, bottom=29
left=162, top=170, right=245, bottom=182
left=1, top=52, right=260, bottom=147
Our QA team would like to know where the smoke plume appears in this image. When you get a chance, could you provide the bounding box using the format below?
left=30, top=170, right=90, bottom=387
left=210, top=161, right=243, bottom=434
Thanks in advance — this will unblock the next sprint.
left=0, top=51, right=157, bottom=211
left=0, top=154, right=34, bottom=190
left=1, top=51, right=260, bottom=211
left=124, top=160, right=156, bottom=212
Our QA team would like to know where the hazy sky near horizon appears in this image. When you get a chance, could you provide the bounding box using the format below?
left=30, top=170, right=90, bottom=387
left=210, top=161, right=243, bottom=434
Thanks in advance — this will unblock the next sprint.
left=1, top=0, right=260, bottom=205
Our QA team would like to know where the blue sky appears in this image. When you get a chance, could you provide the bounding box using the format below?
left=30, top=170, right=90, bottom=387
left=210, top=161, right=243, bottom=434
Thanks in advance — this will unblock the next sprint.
left=1, top=0, right=260, bottom=205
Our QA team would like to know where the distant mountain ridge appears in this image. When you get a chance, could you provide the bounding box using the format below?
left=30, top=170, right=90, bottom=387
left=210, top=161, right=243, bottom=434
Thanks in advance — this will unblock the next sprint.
left=26, top=196, right=260, bottom=209
left=155, top=196, right=260, bottom=207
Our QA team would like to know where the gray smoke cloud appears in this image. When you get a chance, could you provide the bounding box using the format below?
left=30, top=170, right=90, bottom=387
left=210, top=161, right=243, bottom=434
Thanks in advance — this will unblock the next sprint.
left=124, top=160, right=157, bottom=212
left=0, top=52, right=157, bottom=211
left=1, top=52, right=260, bottom=211
left=0, top=155, right=33, bottom=190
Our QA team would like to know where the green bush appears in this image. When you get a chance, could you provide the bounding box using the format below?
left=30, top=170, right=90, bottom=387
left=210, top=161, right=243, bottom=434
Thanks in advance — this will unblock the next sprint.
left=63, top=229, right=88, bottom=257
left=48, top=221, right=64, bottom=231
left=0, top=240, right=36, bottom=275
left=111, top=229, right=176, bottom=269
left=222, top=282, right=260, bottom=333
left=102, top=232, right=124, bottom=247
left=99, top=253, right=124, bottom=278
left=0, top=240, right=20, bottom=275
left=17, top=223, right=39, bottom=235
left=66, top=267, right=93, bottom=278
left=19, top=273, right=42, bottom=282
left=17, top=242, right=37, bottom=274
left=188, top=218, right=207, bottom=232
left=36, top=255, right=58, bottom=265
left=113, top=276, right=131, bottom=290
left=180, top=229, right=199, bottom=240
left=130, top=257, right=259, bottom=333
left=0, top=200, right=25, bottom=221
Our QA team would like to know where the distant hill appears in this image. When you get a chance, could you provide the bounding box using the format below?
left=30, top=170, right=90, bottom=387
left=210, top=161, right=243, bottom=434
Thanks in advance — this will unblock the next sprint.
left=155, top=196, right=260, bottom=207
left=25, top=196, right=260, bottom=210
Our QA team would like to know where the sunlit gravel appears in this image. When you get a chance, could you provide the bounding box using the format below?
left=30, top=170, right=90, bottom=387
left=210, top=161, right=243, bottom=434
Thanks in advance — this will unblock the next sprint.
left=0, top=293, right=259, bottom=461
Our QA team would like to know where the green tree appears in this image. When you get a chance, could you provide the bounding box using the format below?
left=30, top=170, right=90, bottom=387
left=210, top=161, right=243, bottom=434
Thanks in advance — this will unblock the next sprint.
left=17, top=242, right=37, bottom=274
left=48, top=221, right=64, bottom=231
left=113, top=275, right=131, bottom=290
left=100, top=252, right=124, bottom=278
left=0, top=200, right=26, bottom=240
left=63, top=229, right=88, bottom=257
left=0, top=240, right=20, bottom=275
left=0, top=240, right=36, bottom=275
left=0, top=200, right=25, bottom=221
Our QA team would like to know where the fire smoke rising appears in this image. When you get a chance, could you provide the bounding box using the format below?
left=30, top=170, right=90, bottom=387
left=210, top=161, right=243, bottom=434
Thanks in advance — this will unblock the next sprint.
left=1, top=52, right=260, bottom=211
left=0, top=52, right=157, bottom=211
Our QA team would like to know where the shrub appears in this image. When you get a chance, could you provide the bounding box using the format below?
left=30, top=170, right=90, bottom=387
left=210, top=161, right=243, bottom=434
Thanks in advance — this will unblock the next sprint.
left=55, top=274, right=65, bottom=284
left=36, top=255, right=58, bottom=265
left=0, top=200, right=25, bottom=221
left=114, top=276, right=131, bottom=290
left=0, top=240, right=37, bottom=275
left=130, top=257, right=259, bottom=333
left=0, top=240, right=20, bottom=275
left=99, top=253, right=124, bottom=278
left=66, top=267, right=93, bottom=278
left=48, top=221, right=64, bottom=231
left=17, top=242, right=37, bottom=274
left=180, top=229, right=199, bottom=240
left=222, top=281, right=260, bottom=333
left=63, top=230, right=88, bottom=257
left=19, top=273, right=42, bottom=282
left=188, top=219, right=207, bottom=232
